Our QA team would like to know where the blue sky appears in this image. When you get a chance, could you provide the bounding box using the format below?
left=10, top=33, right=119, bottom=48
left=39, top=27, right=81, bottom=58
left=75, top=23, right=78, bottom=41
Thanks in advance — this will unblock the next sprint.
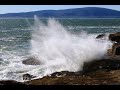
left=0, top=5, right=120, bottom=14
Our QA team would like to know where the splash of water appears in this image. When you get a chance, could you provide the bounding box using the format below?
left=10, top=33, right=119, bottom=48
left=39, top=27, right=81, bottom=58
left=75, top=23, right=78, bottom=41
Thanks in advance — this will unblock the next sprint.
left=0, top=16, right=112, bottom=82
left=30, top=16, right=111, bottom=72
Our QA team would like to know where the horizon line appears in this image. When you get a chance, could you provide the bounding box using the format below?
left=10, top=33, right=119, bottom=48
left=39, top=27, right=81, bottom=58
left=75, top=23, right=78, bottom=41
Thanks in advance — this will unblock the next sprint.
left=0, top=7, right=119, bottom=15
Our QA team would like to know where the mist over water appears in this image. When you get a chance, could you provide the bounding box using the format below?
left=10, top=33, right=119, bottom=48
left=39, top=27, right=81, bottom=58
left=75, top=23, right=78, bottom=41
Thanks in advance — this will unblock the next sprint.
left=30, top=16, right=111, bottom=72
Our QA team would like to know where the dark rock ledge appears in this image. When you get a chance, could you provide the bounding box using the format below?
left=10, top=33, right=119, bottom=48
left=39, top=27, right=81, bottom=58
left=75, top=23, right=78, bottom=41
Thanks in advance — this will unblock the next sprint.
left=0, top=80, right=25, bottom=85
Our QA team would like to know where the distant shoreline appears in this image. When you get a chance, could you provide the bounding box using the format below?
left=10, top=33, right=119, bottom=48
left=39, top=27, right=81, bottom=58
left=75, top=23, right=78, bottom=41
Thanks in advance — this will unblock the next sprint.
left=1, top=18, right=120, bottom=19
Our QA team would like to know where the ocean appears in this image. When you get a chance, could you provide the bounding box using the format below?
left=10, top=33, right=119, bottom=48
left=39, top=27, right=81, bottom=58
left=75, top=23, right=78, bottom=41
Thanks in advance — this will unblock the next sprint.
left=0, top=17, right=119, bottom=82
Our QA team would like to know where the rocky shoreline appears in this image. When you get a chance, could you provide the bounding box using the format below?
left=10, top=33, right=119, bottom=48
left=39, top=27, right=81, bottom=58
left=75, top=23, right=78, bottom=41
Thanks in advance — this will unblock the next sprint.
left=23, top=59, right=120, bottom=85
left=1, top=59, right=120, bottom=85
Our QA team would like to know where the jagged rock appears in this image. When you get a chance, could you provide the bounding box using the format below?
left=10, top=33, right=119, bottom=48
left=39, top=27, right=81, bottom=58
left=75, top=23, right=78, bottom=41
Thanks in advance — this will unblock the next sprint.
left=49, top=71, right=81, bottom=77
left=107, top=32, right=120, bottom=59
left=23, top=73, right=36, bottom=80
left=22, top=57, right=41, bottom=65
left=109, top=32, right=120, bottom=42
left=83, top=59, right=120, bottom=74
left=96, top=34, right=106, bottom=39
left=107, top=42, right=120, bottom=60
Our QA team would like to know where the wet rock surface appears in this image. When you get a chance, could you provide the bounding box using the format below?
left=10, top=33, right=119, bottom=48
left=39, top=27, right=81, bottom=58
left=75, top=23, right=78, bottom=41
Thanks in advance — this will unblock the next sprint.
left=23, top=73, right=36, bottom=80
left=109, top=32, right=120, bottom=42
left=83, top=59, right=120, bottom=74
left=49, top=71, right=81, bottom=77
left=96, top=34, right=106, bottom=39
left=22, top=57, right=41, bottom=65
left=0, top=80, right=25, bottom=85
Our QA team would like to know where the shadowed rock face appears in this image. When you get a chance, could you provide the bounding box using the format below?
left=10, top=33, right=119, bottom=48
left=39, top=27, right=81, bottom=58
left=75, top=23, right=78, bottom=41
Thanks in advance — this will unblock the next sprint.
left=22, top=57, right=41, bottom=65
left=83, top=59, right=120, bottom=74
left=107, top=32, right=120, bottom=58
left=109, top=32, right=120, bottom=42
left=0, top=80, right=25, bottom=85
left=107, top=43, right=120, bottom=57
